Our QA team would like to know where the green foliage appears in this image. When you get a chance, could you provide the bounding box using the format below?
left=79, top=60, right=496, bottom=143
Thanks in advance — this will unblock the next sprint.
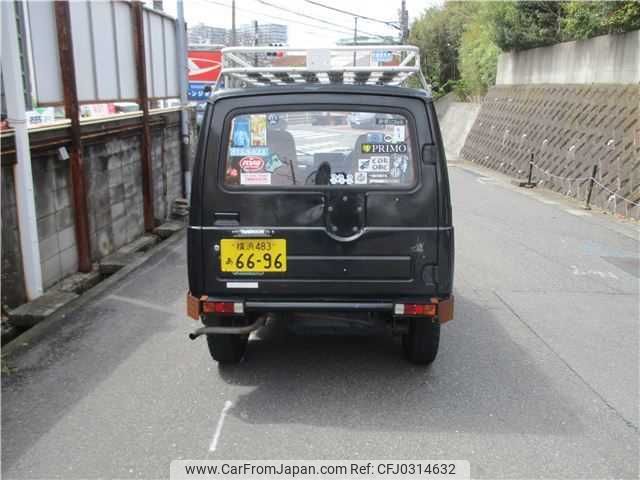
left=489, top=1, right=564, bottom=51
left=562, top=1, right=640, bottom=39
left=409, top=2, right=480, bottom=95
left=458, top=14, right=500, bottom=99
left=409, top=1, right=640, bottom=99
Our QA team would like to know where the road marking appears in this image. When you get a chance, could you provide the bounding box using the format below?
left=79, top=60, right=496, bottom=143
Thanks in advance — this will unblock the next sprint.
left=570, top=265, right=618, bottom=279
left=537, top=198, right=559, bottom=205
left=209, top=400, right=233, bottom=452
left=108, top=294, right=178, bottom=315
left=289, top=130, right=341, bottom=139
left=565, top=208, right=591, bottom=217
left=476, top=177, right=496, bottom=184
left=300, top=141, right=343, bottom=149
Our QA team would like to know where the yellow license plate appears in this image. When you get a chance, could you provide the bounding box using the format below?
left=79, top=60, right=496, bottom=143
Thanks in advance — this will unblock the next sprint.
left=220, top=238, right=287, bottom=272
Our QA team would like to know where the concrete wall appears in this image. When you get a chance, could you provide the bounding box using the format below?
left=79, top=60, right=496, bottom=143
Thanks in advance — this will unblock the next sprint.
left=461, top=84, right=640, bottom=218
left=0, top=110, right=190, bottom=308
left=434, top=93, right=481, bottom=162
left=496, top=30, right=639, bottom=85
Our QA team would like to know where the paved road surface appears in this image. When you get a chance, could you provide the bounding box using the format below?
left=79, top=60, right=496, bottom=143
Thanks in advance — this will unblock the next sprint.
left=2, top=164, right=638, bottom=479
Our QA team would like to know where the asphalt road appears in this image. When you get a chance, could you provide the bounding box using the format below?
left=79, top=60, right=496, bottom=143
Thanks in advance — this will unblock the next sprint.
left=2, top=164, right=638, bottom=479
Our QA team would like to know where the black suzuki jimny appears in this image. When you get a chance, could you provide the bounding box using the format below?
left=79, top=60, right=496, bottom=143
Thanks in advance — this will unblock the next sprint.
left=187, top=46, right=454, bottom=365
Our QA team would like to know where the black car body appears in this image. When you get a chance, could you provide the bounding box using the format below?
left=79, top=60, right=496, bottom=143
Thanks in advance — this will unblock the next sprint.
left=187, top=84, right=454, bottom=365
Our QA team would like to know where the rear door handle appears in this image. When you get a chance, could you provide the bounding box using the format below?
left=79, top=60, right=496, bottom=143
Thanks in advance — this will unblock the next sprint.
left=213, top=212, right=240, bottom=226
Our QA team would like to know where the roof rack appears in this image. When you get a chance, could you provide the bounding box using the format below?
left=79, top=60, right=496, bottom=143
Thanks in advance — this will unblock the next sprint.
left=215, top=45, right=428, bottom=91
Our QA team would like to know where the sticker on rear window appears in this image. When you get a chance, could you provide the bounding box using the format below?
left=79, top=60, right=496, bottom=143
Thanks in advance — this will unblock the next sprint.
left=239, top=156, right=265, bottom=172
left=368, top=173, right=401, bottom=184
left=376, top=117, right=406, bottom=126
left=250, top=114, right=267, bottom=146
left=330, top=173, right=354, bottom=185
left=390, top=155, right=409, bottom=178
left=361, top=143, right=407, bottom=154
left=355, top=171, right=367, bottom=184
left=267, top=113, right=279, bottom=125
left=231, top=117, right=251, bottom=147
left=358, top=156, right=390, bottom=172
left=265, top=153, right=283, bottom=172
left=229, top=147, right=270, bottom=156
left=393, top=126, right=406, bottom=143
left=240, top=172, right=271, bottom=185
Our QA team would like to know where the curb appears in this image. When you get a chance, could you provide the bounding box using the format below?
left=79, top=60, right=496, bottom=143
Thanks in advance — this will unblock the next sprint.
left=2, top=228, right=186, bottom=360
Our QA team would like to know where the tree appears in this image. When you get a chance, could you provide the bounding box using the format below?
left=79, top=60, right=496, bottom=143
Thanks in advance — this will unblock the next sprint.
left=409, top=1, right=480, bottom=96
left=458, top=9, right=500, bottom=100
left=562, top=1, right=640, bottom=39
left=489, top=1, right=564, bottom=51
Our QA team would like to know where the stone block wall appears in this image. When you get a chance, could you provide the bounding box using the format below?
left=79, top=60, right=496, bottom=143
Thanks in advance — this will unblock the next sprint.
left=151, top=119, right=183, bottom=222
left=461, top=84, right=640, bottom=218
left=1, top=166, right=27, bottom=309
left=1, top=110, right=192, bottom=308
left=85, top=136, right=145, bottom=261
left=31, top=152, right=79, bottom=289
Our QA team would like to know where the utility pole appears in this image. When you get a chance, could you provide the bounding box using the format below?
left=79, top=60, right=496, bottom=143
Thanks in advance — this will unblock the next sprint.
left=1, top=0, right=43, bottom=299
left=400, top=0, right=409, bottom=43
left=231, top=0, right=237, bottom=46
left=353, top=16, right=358, bottom=66
left=253, top=20, right=259, bottom=66
left=176, top=0, right=190, bottom=200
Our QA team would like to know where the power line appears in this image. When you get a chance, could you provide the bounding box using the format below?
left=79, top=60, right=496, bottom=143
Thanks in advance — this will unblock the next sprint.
left=303, top=0, right=401, bottom=30
left=197, top=0, right=362, bottom=38
left=198, top=0, right=362, bottom=38
left=255, top=0, right=387, bottom=39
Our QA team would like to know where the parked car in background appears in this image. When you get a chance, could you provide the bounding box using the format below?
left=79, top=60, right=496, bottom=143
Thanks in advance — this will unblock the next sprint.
left=348, top=112, right=393, bottom=129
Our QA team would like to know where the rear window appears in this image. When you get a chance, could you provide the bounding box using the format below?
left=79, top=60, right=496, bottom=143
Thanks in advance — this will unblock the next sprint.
left=223, top=110, right=415, bottom=188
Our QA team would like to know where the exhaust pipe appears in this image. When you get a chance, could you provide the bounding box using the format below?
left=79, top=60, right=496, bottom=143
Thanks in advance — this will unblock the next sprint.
left=188, top=315, right=267, bottom=340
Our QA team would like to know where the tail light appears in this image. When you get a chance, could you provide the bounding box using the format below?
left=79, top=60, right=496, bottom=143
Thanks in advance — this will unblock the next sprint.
left=202, top=301, right=244, bottom=314
left=394, top=303, right=437, bottom=317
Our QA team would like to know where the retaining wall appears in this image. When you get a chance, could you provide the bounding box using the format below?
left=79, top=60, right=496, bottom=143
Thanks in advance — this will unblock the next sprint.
left=435, top=93, right=481, bottom=162
left=461, top=84, right=640, bottom=218
left=496, top=30, right=639, bottom=85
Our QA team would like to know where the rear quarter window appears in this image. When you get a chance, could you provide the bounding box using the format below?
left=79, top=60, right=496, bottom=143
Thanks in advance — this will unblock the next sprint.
left=223, top=110, right=416, bottom=188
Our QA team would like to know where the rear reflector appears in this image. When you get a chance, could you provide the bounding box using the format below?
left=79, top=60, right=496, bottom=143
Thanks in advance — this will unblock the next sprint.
left=202, top=301, right=244, bottom=314
left=394, top=303, right=437, bottom=317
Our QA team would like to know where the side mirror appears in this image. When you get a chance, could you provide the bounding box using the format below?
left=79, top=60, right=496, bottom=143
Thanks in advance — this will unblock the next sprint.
left=422, top=144, right=438, bottom=164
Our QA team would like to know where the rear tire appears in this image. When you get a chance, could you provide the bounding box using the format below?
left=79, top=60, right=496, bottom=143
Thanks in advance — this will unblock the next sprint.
left=402, top=318, right=440, bottom=365
left=206, top=334, right=248, bottom=364
left=202, top=314, right=249, bottom=364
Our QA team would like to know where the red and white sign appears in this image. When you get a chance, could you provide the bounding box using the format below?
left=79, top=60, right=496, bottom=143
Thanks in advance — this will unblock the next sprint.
left=188, top=50, right=222, bottom=83
left=239, top=156, right=265, bottom=172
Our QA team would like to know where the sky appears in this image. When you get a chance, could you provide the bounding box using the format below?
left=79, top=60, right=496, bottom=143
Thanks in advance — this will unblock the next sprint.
left=164, top=0, right=442, bottom=47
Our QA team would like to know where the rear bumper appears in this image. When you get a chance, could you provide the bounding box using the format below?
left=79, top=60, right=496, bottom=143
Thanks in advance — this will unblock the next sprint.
left=187, top=293, right=454, bottom=323
left=246, top=301, right=393, bottom=311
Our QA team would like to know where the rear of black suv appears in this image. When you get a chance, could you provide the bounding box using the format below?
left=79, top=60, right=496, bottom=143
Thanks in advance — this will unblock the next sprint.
left=187, top=85, right=454, bottom=365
